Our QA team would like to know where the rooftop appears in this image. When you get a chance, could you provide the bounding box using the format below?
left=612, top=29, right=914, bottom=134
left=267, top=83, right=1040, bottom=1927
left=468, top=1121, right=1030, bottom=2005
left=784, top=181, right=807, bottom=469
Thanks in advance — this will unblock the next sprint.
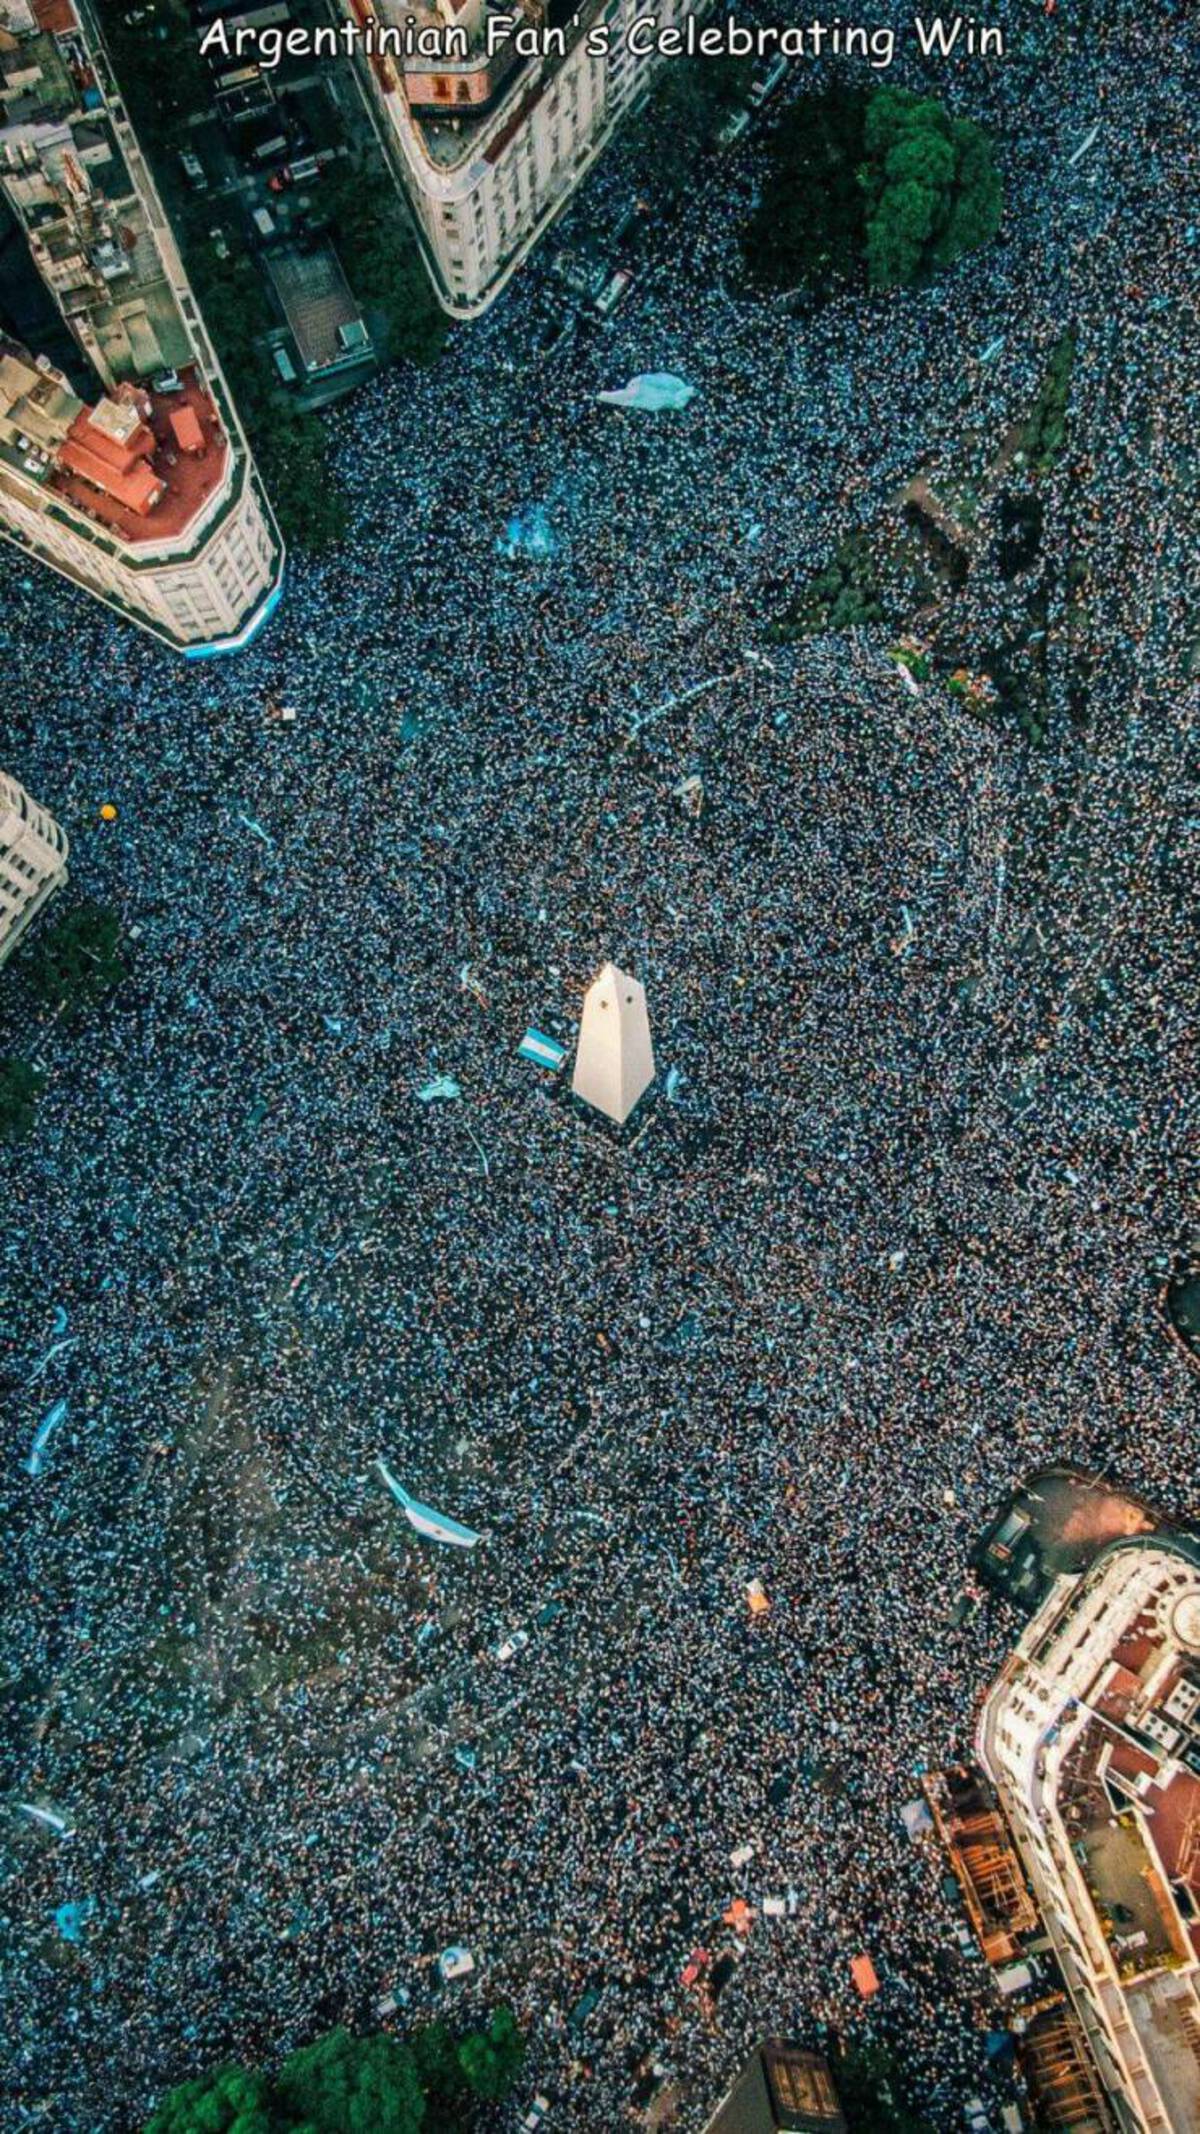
left=703, top=2043, right=845, bottom=2133
left=265, top=241, right=370, bottom=377
left=371, top=0, right=594, bottom=168
left=1044, top=1549, right=1200, bottom=2123
left=0, top=340, right=231, bottom=543
left=974, top=1466, right=1166, bottom=1617
left=32, top=0, right=79, bottom=35
left=0, top=28, right=74, bottom=125
left=48, top=366, right=228, bottom=541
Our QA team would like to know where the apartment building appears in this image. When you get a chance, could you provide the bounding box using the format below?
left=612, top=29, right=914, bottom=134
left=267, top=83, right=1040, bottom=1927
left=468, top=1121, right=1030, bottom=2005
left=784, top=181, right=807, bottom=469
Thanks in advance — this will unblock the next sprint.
left=0, top=0, right=283, bottom=651
left=978, top=1536, right=1200, bottom=2132
left=0, top=769, right=68, bottom=967
left=0, top=335, right=282, bottom=648
left=346, top=0, right=700, bottom=313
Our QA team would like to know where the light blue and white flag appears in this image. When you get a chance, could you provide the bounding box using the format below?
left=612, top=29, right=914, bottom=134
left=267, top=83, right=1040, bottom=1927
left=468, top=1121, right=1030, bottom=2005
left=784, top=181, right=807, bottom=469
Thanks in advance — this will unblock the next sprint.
left=376, top=1457, right=483, bottom=1550
left=518, top=1028, right=566, bottom=1071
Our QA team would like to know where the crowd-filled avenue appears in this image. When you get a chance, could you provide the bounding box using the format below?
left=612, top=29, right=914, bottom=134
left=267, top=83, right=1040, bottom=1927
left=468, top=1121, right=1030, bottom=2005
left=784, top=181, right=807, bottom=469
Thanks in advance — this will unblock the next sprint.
left=2, top=4, right=1197, bottom=2126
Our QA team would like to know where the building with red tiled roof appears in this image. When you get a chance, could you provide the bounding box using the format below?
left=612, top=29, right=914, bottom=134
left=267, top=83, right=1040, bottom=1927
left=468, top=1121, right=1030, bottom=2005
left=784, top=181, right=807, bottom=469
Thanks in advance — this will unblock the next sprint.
left=58, top=428, right=162, bottom=513
left=0, top=0, right=283, bottom=650
left=0, top=337, right=281, bottom=651
left=59, top=398, right=164, bottom=513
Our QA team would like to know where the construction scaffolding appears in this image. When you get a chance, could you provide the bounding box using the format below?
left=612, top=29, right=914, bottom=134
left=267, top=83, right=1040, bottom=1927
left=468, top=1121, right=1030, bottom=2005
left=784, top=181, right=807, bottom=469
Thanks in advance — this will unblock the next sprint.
left=1018, top=2004, right=1114, bottom=2133
left=924, top=1765, right=1040, bottom=1961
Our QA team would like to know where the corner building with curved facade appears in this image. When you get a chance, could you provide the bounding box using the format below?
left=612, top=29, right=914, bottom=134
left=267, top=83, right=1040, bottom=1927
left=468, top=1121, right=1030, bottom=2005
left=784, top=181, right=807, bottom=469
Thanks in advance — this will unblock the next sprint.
left=0, top=0, right=283, bottom=653
left=979, top=1535, right=1200, bottom=2131
left=0, top=773, right=69, bottom=969
left=347, top=0, right=704, bottom=314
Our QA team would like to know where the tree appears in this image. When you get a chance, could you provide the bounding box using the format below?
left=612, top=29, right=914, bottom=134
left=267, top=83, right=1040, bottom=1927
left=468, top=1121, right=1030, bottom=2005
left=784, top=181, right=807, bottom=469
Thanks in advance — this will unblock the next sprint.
left=744, top=87, right=869, bottom=293
left=409, top=2023, right=468, bottom=2134
left=833, top=2043, right=936, bottom=2133
left=627, top=55, right=750, bottom=194
left=745, top=86, right=1000, bottom=296
left=456, top=2005, right=525, bottom=2104
left=179, top=229, right=348, bottom=554
left=324, top=166, right=447, bottom=369
left=860, top=91, right=1002, bottom=290
left=144, top=2064, right=278, bottom=2134
left=254, top=407, right=349, bottom=552
left=0, top=1055, right=44, bottom=1141
left=410, top=2022, right=465, bottom=2105
left=27, top=901, right=126, bottom=1020
left=144, top=2014, right=523, bottom=2134
left=102, top=0, right=209, bottom=146
left=275, top=2026, right=426, bottom=2134
left=1020, top=333, right=1076, bottom=469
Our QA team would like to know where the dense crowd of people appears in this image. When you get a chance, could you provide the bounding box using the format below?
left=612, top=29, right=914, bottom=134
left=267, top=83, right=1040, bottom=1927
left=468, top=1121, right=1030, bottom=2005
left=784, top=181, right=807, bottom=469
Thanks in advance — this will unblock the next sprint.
left=1, top=2, right=1197, bottom=2126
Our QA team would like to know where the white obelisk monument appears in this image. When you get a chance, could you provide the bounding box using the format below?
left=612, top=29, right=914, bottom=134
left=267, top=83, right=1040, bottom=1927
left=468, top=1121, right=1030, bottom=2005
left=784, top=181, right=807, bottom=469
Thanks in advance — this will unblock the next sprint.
left=572, top=961, right=656, bottom=1125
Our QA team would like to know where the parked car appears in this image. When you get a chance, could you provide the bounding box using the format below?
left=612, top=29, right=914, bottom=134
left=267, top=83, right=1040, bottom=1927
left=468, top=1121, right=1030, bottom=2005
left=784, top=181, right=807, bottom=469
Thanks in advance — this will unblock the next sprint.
left=715, top=107, right=751, bottom=150
left=594, top=268, right=633, bottom=319
left=548, top=247, right=602, bottom=301
left=179, top=149, right=207, bottom=190
left=519, top=2098, right=551, bottom=2133
left=151, top=369, right=182, bottom=394
left=495, top=1628, right=530, bottom=1664
left=749, top=57, right=789, bottom=108
left=210, top=226, right=230, bottom=260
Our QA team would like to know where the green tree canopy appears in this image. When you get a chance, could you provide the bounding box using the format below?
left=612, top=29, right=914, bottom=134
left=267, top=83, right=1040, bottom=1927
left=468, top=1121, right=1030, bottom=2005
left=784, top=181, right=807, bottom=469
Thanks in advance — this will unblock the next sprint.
left=456, top=2005, right=525, bottom=2103
left=275, top=2026, right=426, bottom=2134
left=0, top=1056, right=45, bottom=1141
left=144, top=2064, right=277, bottom=2134
left=410, top=2021, right=465, bottom=2107
left=27, top=901, right=126, bottom=1020
left=143, top=2014, right=524, bottom=2134
left=177, top=227, right=348, bottom=555
left=833, top=2043, right=935, bottom=2133
left=860, top=90, right=1002, bottom=290
left=1020, top=332, right=1076, bottom=468
left=626, top=55, right=751, bottom=194
left=745, top=85, right=1000, bottom=296
left=324, top=166, right=447, bottom=369
left=103, top=0, right=209, bottom=144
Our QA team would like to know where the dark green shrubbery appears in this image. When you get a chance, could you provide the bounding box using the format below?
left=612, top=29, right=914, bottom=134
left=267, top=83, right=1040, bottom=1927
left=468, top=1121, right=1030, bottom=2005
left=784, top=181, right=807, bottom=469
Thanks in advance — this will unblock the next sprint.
left=772, top=532, right=888, bottom=639
left=144, top=2013, right=526, bottom=2134
left=1020, top=333, right=1077, bottom=469
left=747, top=86, right=1003, bottom=296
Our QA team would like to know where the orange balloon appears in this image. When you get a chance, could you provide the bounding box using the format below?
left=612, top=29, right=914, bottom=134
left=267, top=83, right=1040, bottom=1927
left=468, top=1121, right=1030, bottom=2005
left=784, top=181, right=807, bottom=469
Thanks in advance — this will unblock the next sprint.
left=99, top=803, right=118, bottom=822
